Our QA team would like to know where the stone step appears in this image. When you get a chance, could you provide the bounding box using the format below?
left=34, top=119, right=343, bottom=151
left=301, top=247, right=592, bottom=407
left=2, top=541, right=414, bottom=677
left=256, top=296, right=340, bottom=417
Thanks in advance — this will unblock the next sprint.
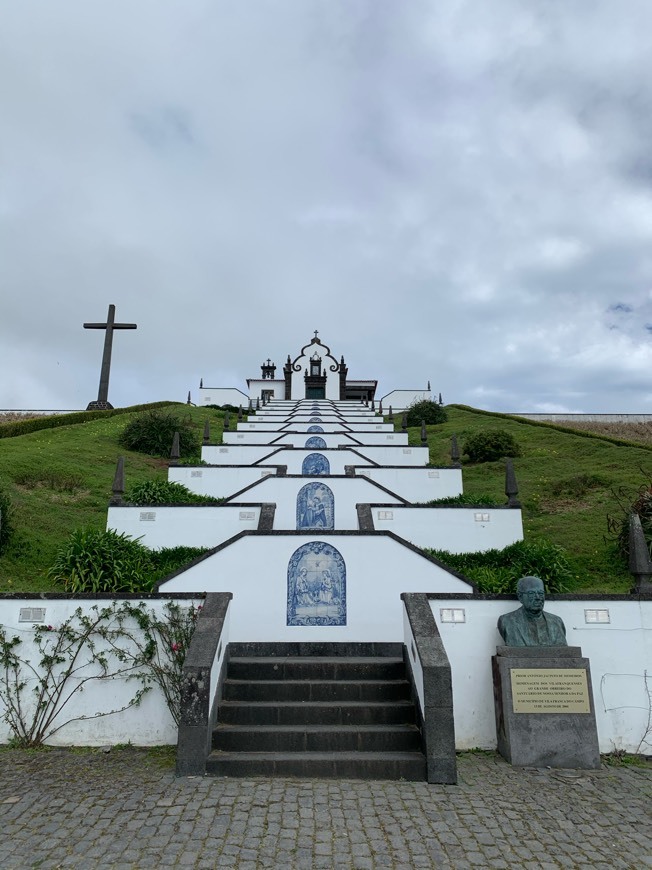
left=218, top=699, right=416, bottom=726
left=228, top=641, right=402, bottom=658
left=226, top=655, right=406, bottom=681
left=213, top=724, right=422, bottom=753
left=205, top=750, right=427, bottom=781
left=221, top=678, right=412, bottom=702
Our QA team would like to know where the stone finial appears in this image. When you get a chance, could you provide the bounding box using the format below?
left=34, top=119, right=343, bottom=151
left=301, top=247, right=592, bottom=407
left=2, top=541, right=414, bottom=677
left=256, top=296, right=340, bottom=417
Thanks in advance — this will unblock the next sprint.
left=371, top=399, right=375, bottom=411
left=203, top=419, right=210, bottom=444
left=238, top=405, right=243, bottom=422
left=438, top=392, right=443, bottom=405
left=200, top=378, right=203, bottom=388
left=451, top=435, right=461, bottom=467
left=420, top=420, right=427, bottom=446
left=427, top=380, right=431, bottom=391
left=224, top=411, right=230, bottom=430
left=248, top=398, right=253, bottom=413
left=401, top=412, right=407, bottom=431
left=110, top=456, right=125, bottom=505
left=629, top=513, right=652, bottom=593
left=170, top=432, right=180, bottom=462
left=379, top=401, right=383, bottom=415
left=388, top=405, right=394, bottom=422
left=505, top=458, right=520, bottom=507
left=256, top=397, right=260, bottom=410
left=187, top=391, right=191, bottom=405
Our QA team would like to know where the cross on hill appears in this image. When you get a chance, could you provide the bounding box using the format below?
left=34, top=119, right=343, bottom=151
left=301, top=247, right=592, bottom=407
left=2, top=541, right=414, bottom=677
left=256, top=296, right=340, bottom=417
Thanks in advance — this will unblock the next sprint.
left=83, top=304, right=137, bottom=409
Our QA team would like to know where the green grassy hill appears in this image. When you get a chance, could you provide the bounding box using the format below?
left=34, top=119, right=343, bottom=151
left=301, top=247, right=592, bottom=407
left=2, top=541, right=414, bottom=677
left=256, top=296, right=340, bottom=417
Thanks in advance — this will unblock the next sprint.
left=0, top=403, right=648, bottom=593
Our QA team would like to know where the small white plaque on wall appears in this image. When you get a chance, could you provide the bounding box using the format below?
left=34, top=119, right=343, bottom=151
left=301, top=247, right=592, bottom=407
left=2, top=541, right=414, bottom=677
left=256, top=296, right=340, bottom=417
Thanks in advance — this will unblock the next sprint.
left=403, top=449, right=412, bottom=454
left=584, top=609, right=610, bottom=624
left=19, top=607, right=46, bottom=624
left=377, top=510, right=394, bottom=520
left=428, top=470, right=439, bottom=477
left=239, top=511, right=256, bottom=520
left=387, top=435, right=394, bottom=440
left=376, top=425, right=382, bottom=430
left=191, top=470, right=203, bottom=478
left=237, top=434, right=244, bottom=439
left=139, top=511, right=156, bottom=522
left=219, top=448, right=229, bottom=453
left=440, top=608, right=466, bottom=623
left=474, top=512, right=490, bottom=522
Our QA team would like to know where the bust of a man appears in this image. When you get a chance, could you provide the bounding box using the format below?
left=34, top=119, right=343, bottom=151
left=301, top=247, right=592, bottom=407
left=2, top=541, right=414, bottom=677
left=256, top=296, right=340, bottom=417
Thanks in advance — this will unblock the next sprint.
left=497, top=576, right=567, bottom=647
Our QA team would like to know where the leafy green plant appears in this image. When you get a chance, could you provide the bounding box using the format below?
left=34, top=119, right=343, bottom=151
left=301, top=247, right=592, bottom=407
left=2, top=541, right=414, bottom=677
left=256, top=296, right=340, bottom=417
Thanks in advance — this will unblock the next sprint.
left=406, top=400, right=448, bottom=426
left=426, top=539, right=573, bottom=593
left=119, top=411, right=199, bottom=458
left=463, top=429, right=521, bottom=463
left=0, top=401, right=178, bottom=440
left=48, top=528, right=208, bottom=594
left=124, top=480, right=223, bottom=506
left=0, top=478, right=14, bottom=553
left=423, top=494, right=501, bottom=506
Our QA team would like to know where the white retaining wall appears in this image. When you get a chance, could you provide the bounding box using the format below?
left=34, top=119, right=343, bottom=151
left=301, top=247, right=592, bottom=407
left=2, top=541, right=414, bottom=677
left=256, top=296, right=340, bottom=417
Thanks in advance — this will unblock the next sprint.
left=357, top=467, right=463, bottom=502
left=202, top=445, right=287, bottom=465
left=349, top=446, right=430, bottom=467
left=107, top=505, right=262, bottom=549
left=159, top=534, right=472, bottom=641
left=197, top=387, right=248, bottom=407
left=221, top=431, right=409, bottom=447
left=380, top=390, right=432, bottom=411
left=0, top=597, right=200, bottom=746
left=429, top=596, right=652, bottom=754
left=372, top=506, right=523, bottom=552
left=169, top=466, right=280, bottom=499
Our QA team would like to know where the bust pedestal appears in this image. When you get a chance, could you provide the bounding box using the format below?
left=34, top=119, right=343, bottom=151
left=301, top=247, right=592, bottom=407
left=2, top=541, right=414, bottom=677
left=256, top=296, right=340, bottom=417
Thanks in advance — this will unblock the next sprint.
left=492, top=646, right=600, bottom=769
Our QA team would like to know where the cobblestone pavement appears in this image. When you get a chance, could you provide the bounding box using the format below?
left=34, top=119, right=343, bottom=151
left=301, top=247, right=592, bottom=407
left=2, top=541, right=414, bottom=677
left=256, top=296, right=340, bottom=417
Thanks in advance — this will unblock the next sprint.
left=0, top=748, right=650, bottom=869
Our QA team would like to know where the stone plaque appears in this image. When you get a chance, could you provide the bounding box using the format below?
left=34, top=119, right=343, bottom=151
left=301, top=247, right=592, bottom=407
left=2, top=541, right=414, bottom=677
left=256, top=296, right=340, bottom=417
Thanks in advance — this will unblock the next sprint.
left=511, top=668, right=590, bottom=714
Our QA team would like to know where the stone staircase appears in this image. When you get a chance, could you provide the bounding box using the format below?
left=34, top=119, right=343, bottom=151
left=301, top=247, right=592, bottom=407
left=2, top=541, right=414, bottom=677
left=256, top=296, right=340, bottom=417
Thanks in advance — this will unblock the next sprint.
left=206, top=643, right=427, bottom=780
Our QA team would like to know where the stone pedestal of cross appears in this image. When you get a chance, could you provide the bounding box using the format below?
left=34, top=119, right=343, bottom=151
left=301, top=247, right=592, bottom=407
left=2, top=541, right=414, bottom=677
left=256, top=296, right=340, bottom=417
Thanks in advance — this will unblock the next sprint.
left=84, top=304, right=137, bottom=410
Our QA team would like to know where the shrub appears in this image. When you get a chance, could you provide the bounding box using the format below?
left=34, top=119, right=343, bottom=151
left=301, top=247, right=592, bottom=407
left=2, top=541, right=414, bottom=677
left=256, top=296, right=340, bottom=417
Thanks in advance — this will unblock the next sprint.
left=48, top=528, right=208, bottom=594
left=124, top=480, right=223, bottom=506
left=119, top=411, right=199, bottom=458
left=607, top=478, right=652, bottom=560
left=424, top=494, right=501, bottom=507
left=426, top=539, right=573, bottom=594
left=405, top=400, right=447, bottom=426
left=463, top=429, right=521, bottom=463
left=0, top=479, right=14, bottom=553
left=0, top=401, right=178, bottom=440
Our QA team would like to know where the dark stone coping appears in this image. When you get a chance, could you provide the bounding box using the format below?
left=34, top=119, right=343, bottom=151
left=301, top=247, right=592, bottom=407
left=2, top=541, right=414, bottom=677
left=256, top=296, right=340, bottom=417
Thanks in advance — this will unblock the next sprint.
left=177, top=592, right=233, bottom=776
left=425, top=592, right=652, bottom=601
left=229, top=641, right=402, bottom=657
left=401, top=593, right=457, bottom=785
left=365, top=502, right=518, bottom=510
left=0, top=592, right=201, bottom=601
left=153, top=529, right=476, bottom=592
left=495, top=645, right=582, bottom=658
left=109, top=502, right=267, bottom=509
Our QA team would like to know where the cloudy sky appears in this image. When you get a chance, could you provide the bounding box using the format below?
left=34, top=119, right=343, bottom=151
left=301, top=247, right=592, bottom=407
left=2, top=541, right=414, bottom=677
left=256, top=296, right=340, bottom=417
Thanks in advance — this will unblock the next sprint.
left=2, top=1, right=652, bottom=413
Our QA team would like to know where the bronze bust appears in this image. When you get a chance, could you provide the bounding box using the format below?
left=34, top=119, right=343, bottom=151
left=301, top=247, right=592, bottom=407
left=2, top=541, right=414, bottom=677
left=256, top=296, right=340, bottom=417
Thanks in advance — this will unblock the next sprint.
left=497, top=576, right=567, bottom=647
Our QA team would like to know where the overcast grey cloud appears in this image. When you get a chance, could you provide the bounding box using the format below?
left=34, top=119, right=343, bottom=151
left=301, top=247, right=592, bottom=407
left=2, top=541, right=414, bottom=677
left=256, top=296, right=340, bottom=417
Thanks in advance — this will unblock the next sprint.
left=2, top=1, right=652, bottom=412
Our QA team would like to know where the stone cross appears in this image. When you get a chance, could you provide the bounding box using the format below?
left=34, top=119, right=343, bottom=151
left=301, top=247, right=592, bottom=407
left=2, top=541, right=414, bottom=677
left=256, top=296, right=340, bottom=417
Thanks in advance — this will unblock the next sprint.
left=84, top=304, right=137, bottom=409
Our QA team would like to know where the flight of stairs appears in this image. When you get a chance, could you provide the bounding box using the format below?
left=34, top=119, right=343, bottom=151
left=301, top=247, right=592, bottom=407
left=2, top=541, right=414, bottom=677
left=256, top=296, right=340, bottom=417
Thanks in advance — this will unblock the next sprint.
left=206, top=643, right=427, bottom=780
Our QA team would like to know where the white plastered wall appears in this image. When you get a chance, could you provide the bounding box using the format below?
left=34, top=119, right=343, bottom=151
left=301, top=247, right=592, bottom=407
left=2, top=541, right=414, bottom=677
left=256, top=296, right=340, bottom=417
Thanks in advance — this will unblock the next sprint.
left=169, top=466, right=279, bottom=499
left=357, top=467, right=463, bottom=501
left=159, top=534, right=472, bottom=641
left=107, top=505, right=262, bottom=549
left=430, top=597, right=652, bottom=754
left=197, top=387, right=248, bottom=407
left=373, top=506, right=523, bottom=552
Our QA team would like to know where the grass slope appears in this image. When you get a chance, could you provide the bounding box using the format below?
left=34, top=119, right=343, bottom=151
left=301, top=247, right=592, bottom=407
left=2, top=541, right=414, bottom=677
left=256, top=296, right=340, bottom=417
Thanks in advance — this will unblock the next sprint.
left=0, top=403, right=647, bottom=594
left=0, top=404, right=225, bottom=592
left=408, top=406, right=651, bottom=593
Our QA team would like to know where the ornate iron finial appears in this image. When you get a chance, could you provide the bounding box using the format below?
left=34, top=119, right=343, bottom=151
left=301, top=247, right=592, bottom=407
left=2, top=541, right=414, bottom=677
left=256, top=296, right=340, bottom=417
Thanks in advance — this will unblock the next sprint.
left=629, top=513, right=652, bottom=593
left=451, top=435, right=461, bottom=467
left=170, top=432, right=180, bottom=462
left=505, top=458, right=520, bottom=507
left=224, top=411, right=230, bottom=430
left=110, top=456, right=125, bottom=505
left=421, top=420, right=427, bottom=446
left=401, top=412, right=407, bottom=431
left=203, top=419, right=210, bottom=444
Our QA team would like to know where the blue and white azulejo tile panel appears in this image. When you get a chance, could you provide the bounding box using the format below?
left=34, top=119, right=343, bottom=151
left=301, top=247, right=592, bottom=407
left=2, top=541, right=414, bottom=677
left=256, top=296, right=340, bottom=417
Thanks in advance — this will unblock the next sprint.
left=296, top=481, right=334, bottom=529
left=305, top=436, right=327, bottom=449
left=307, top=425, right=324, bottom=433
left=287, top=541, right=347, bottom=626
left=301, top=453, right=330, bottom=475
